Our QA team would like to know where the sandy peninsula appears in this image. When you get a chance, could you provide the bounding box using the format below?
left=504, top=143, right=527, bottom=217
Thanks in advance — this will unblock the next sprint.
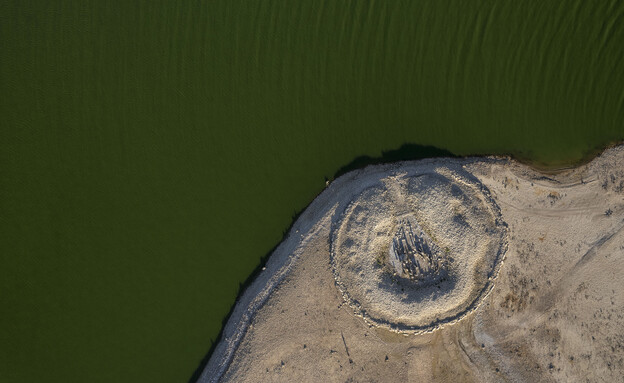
left=199, top=146, right=624, bottom=382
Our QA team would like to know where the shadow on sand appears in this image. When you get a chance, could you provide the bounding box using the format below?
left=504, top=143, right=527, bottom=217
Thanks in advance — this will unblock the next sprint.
left=332, top=143, right=456, bottom=179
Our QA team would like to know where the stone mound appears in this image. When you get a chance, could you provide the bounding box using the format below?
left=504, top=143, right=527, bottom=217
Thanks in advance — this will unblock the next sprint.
left=330, top=166, right=508, bottom=331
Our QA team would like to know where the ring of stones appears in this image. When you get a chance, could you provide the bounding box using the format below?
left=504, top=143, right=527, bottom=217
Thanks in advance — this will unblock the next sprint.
left=330, top=166, right=507, bottom=332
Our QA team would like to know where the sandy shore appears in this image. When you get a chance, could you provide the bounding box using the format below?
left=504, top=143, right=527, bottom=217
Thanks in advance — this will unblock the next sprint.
left=200, top=146, right=624, bottom=382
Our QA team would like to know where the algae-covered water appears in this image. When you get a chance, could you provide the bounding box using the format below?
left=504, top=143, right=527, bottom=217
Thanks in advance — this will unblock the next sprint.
left=1, top=1, right=623, bottom=382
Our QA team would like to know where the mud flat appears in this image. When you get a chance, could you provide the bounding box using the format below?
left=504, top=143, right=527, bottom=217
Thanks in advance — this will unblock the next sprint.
left=199, top=146, right=624, bottom=383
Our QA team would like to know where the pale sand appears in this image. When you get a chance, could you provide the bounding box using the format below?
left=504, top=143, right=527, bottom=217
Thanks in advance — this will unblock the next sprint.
left=200, top=146, right=624, bottom=382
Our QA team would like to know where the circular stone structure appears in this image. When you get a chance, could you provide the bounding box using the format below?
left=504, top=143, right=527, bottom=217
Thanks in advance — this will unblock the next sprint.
left=330, top=165, right=508, bottom=332
left=388, top=215, right=447, bottom=284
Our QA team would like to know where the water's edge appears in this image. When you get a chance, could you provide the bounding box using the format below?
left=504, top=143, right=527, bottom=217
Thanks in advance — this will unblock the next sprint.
left=188, top=141, right=623, bottom=383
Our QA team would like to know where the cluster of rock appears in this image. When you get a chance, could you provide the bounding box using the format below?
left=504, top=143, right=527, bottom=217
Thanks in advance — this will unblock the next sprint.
left=388, top=218, right=446, bottom=284
left=328, top=165, right=508, bottom=332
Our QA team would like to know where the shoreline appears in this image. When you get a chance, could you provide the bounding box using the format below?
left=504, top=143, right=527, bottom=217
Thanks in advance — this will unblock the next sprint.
left=197, top=157, right=488, bottom=382
left=194, top=143, right=624, bottom=383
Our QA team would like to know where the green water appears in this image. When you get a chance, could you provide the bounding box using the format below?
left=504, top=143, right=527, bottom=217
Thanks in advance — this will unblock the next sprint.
left=1, top=0, right=623, bottom=382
